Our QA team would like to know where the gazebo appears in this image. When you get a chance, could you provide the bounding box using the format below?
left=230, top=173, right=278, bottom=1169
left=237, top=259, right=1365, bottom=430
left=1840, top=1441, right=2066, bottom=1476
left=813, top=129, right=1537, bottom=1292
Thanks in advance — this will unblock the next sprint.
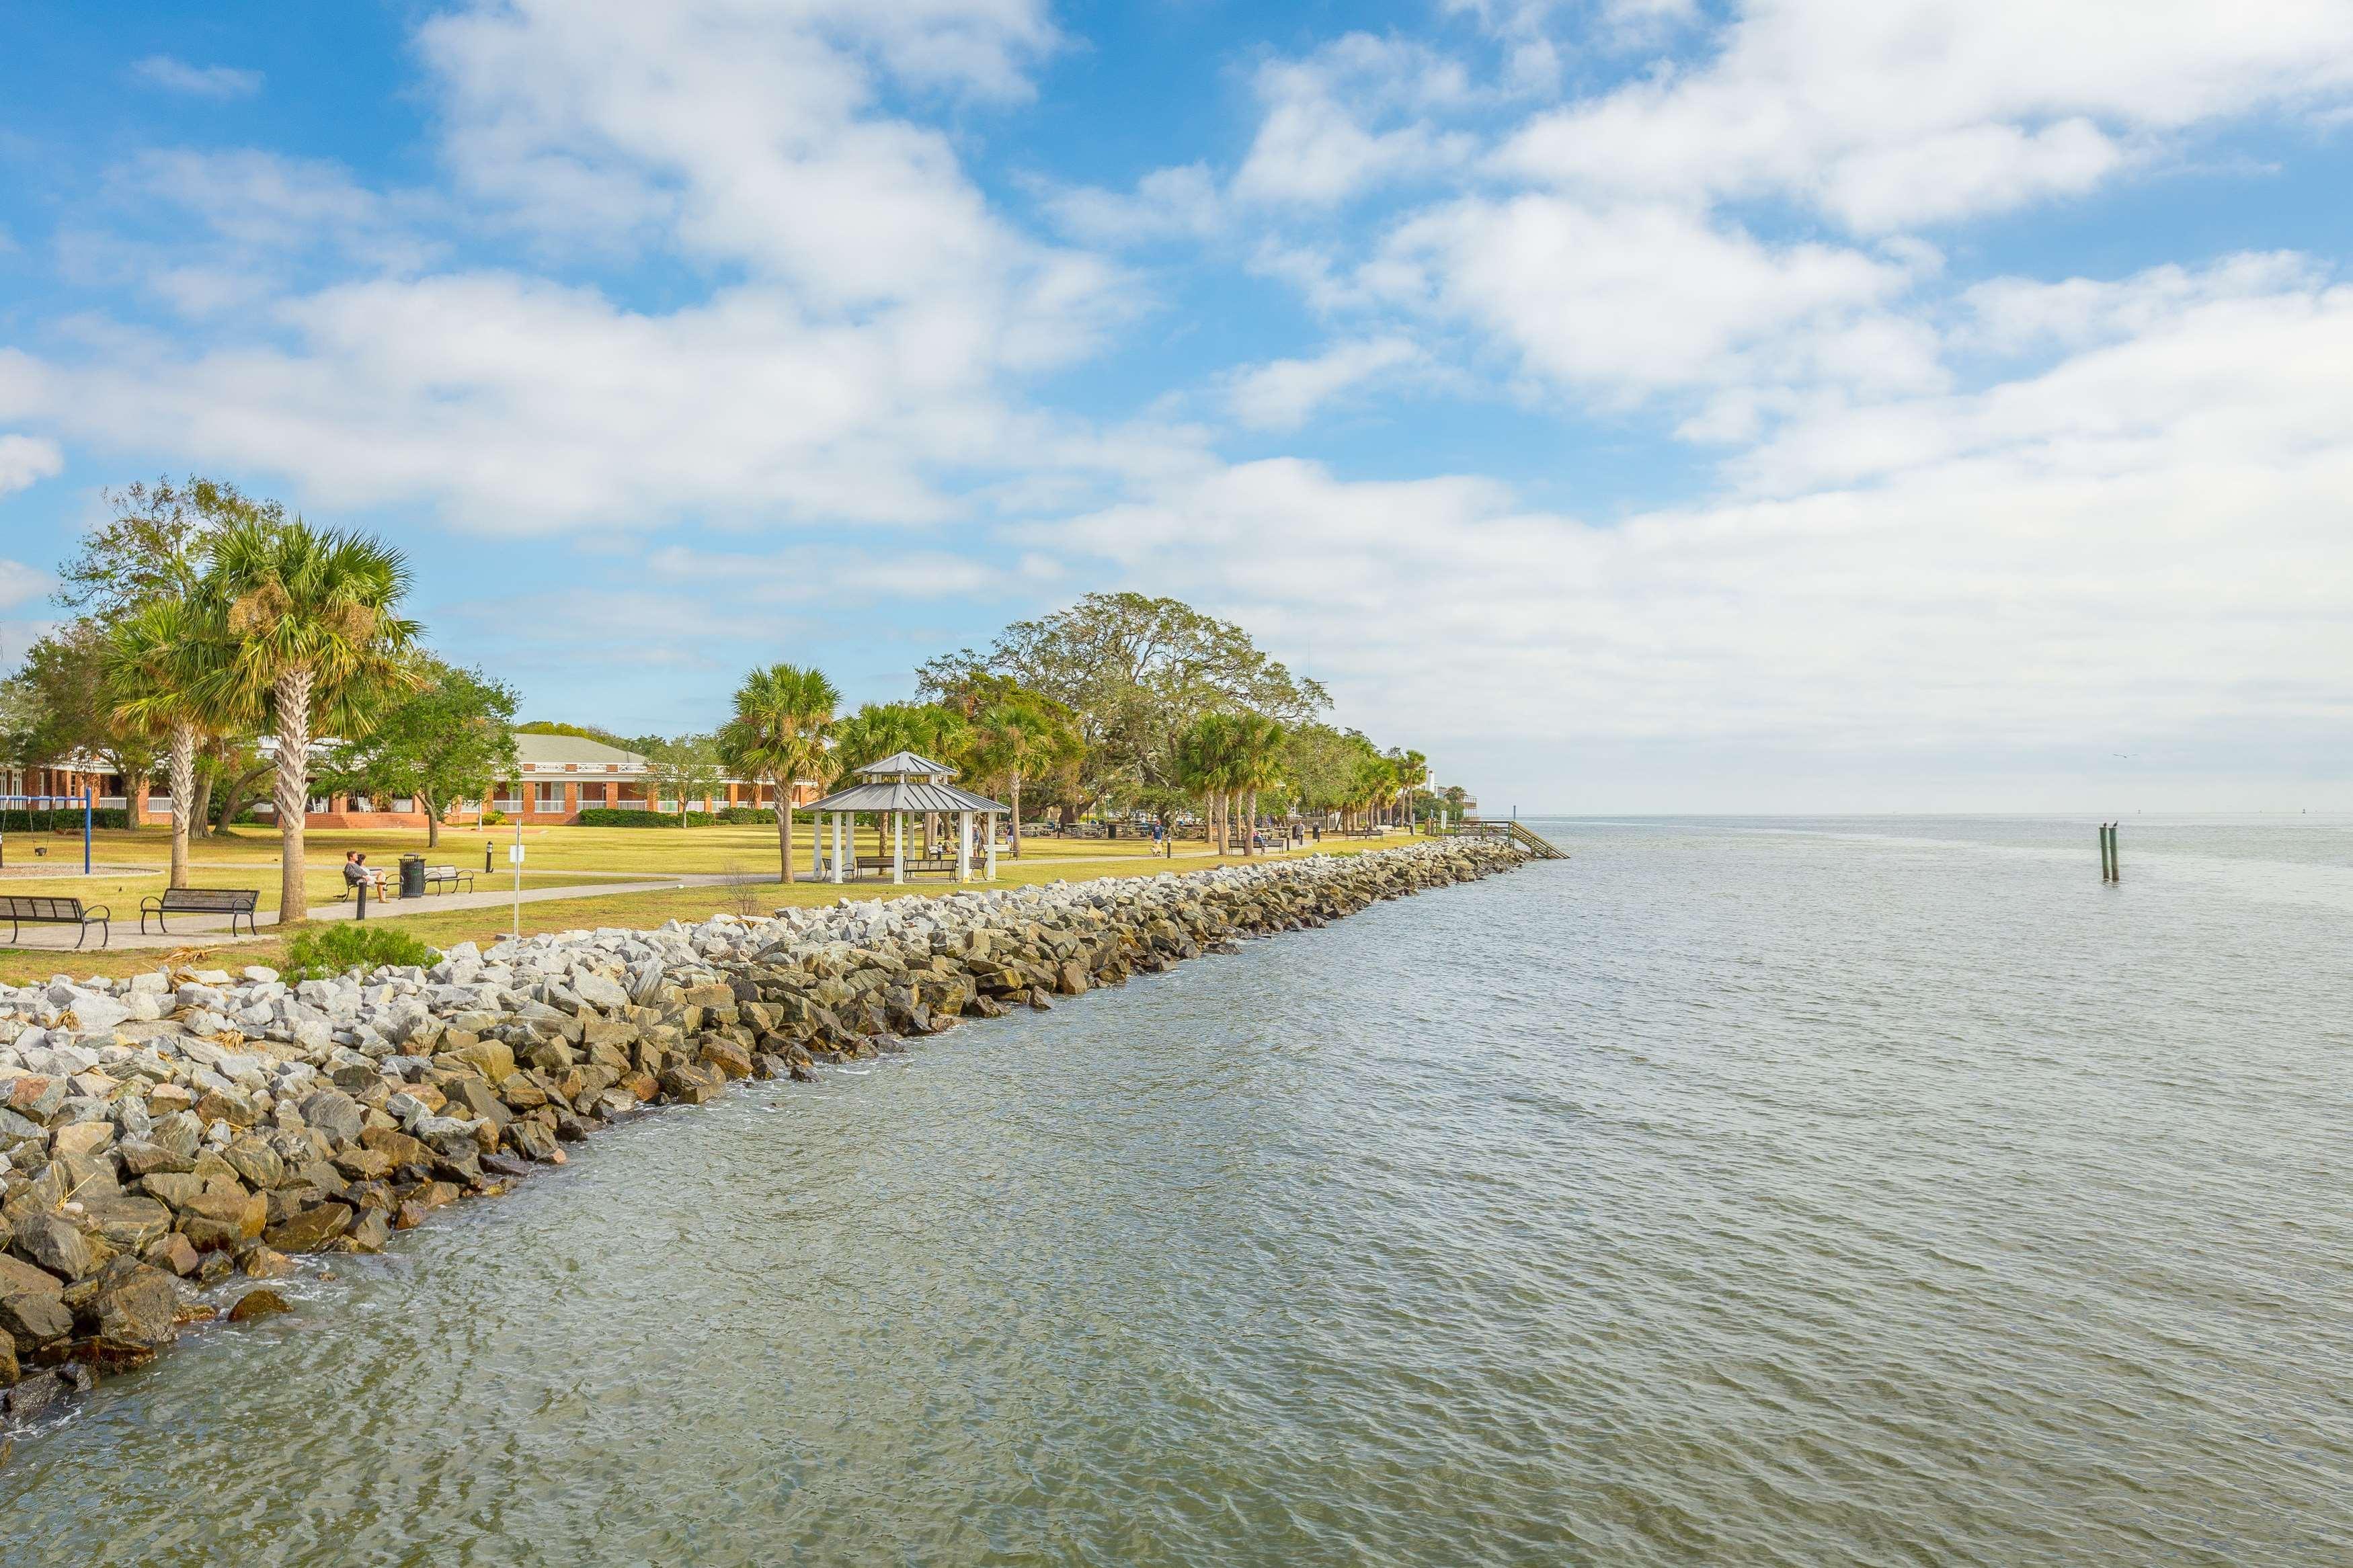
left=802, top=750, right=1010, bottom=884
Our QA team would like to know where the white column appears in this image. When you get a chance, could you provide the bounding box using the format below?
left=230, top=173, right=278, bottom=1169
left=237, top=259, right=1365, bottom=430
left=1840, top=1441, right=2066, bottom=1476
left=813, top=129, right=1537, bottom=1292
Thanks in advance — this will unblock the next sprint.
left=985, top=812, right=998, bottom=880
left=892, top=812, right=904, bottom=884
left=831, top=813, right=844, bottom=884
left=957, top=810, right=971, bottom=882
left=809, top=804, right=822, bottom=878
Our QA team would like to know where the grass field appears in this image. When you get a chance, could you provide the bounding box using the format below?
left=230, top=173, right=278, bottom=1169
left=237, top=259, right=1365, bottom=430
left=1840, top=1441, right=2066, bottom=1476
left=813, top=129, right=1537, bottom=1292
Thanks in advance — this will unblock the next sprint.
left=0, top=819, right=1402, bottom=983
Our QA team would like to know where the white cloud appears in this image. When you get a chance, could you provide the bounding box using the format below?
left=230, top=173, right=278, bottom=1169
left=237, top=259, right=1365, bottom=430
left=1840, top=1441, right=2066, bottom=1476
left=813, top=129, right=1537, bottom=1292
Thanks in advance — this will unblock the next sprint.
left=0, top=555, right=54, bottom=610
left=1954, top=252, right=2317, bottom=356
left=1375, top=196, right=1932, bottom=405
left=417, top=0, right=1070, bottom=303
left=1038, top=163, right=1224, bottom=247
left=3, top=274, right=1068, bottom=529
left=646, top=544, right=1008, bottom=602
left=130, top=56, right=263, bottom=99
left=1232, top=34, right=1478, bottom=206
left=1224, top=337, right=1423, bottom=430
left=5, top=0, right=1132, bottom=533
left=1019, top=260, right=2353, bottom=782
left=0, top=434, right=63, bottom=497
left=1739, top=259, right=2353, bottom=495
left=1497, top=0, right=2353, bottom=231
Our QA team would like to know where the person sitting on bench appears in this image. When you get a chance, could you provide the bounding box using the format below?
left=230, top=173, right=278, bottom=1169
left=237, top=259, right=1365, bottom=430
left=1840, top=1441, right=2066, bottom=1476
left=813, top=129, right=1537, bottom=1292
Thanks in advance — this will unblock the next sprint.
left=346, top=852, right=390, bottom=897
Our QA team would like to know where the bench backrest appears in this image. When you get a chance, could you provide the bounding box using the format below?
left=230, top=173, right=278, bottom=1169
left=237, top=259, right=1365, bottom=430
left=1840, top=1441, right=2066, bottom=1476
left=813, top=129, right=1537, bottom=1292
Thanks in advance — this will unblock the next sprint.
left=161, top=888, right=259, bottom=911
left=1, top=895, right=85, bottom=919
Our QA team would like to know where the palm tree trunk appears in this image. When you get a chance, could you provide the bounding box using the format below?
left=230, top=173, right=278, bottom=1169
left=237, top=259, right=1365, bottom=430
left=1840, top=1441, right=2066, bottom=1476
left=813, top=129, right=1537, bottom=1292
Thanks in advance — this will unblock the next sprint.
left=1010, top=771, right=1024, bottom=859
left=273, top=668, right=314, bottom=922
left=1246, top=788, right=1259, bottom=855
left=775, top=780, right=795, bottom=883
left=167, top=720, right=195, bottom=890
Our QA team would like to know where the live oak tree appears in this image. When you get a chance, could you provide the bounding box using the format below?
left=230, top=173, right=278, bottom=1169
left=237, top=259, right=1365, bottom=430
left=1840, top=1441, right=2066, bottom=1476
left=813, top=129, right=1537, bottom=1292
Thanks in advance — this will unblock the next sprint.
left=313, top=656, right=519, bottom=847
left=644, top=733, right=725, bottom=824
left=10, top=622, right=160, bottom=821
left=59, top=476, right=276, bottom=619
left=920, top=592, right=1325, bottom=821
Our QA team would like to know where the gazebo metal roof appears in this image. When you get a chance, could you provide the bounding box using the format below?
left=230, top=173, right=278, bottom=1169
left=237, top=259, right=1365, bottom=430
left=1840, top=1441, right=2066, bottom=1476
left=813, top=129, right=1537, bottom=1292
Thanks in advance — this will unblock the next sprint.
left=803, top=777, right=1009, bottom=815
left=854, top=749, right=958, bottom=780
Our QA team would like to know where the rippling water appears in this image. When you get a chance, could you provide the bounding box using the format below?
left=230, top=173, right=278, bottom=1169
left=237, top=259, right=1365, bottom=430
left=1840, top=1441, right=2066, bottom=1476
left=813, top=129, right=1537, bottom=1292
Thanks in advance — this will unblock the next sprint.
left=9, top=817, right=2352, bottom=1565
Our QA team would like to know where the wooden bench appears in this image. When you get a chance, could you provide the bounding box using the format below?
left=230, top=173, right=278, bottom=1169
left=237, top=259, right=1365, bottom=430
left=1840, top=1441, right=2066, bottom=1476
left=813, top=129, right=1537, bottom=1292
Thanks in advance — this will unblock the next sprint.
left=139, top=886, right=261, bottom=937
left=423, top=866, right=475, bottom=894
left=2, top=895, right=110, bottom=949
left=819, top=854, right=964, bottom=879
left=856, top=854, right=961, bottom=876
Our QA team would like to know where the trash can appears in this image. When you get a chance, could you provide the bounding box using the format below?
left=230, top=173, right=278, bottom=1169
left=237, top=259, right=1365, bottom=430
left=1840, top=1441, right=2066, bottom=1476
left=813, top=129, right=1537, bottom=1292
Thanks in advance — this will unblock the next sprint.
left=399, top=853, right=426, bottom=899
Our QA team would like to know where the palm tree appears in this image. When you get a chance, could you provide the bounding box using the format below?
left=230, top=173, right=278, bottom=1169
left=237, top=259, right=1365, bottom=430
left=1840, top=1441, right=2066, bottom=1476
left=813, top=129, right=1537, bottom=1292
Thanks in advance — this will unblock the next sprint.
left=717, top=663, right=840, bottom=882
left=971, top=692, right=1082, bottom=860
left=1176, top=712, right=1244, bottom=856
left=1347, top=751, right=1391, bottom=833
left=1404, top=749, right=1429, bottom=831
left=209, top=519, right=418, bottom=921
left=1229, top=714, right=1287, bottom=855
left=105, top=593, right=233, bottom=889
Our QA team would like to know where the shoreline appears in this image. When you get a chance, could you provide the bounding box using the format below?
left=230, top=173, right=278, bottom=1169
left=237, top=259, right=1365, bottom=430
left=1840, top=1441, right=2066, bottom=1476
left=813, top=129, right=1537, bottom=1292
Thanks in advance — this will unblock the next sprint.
left=0, top=839, right=1531, bottom=1436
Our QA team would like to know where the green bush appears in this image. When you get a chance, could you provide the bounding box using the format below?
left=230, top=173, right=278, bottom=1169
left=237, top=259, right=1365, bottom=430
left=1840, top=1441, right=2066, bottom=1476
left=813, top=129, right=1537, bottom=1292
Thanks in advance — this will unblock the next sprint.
left=481, top=809, right=507, bottom=825
left=282, top=923, right=440, bottom=982
left=0, top=808, right=132, bottom=831
left=575, top=807, right=721, bottom=827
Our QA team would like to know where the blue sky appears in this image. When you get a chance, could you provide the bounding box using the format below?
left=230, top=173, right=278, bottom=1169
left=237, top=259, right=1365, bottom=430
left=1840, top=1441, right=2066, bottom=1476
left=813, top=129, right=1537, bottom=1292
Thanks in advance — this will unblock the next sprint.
left=3, top=1, right=2351, bottom=811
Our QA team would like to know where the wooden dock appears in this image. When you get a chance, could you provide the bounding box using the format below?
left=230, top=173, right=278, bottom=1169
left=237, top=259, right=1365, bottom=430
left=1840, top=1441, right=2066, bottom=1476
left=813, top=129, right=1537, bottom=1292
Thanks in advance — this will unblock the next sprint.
left=1447, top=819, right=1568, bottom=859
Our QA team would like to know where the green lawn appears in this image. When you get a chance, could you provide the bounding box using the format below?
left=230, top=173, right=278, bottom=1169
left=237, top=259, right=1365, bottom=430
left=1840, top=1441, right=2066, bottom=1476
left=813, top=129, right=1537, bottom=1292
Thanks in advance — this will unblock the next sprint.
left=0, top=821, right=1407, bottom=983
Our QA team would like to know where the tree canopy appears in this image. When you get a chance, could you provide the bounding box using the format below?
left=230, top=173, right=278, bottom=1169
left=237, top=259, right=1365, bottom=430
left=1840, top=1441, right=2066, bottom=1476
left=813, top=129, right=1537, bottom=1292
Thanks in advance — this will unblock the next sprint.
left=919, top=591, right=1327, bottom=812
left=313, top=656, right=518, bottom=847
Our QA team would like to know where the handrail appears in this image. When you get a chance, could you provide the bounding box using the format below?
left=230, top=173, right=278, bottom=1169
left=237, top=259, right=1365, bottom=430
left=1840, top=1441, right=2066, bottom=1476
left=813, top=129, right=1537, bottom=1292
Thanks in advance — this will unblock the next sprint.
left=1447, top=818, right=1568, bottom=859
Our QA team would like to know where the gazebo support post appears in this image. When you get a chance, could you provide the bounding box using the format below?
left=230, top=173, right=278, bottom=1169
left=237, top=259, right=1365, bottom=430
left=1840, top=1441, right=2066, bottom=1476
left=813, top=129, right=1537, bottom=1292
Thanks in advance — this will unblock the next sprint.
left=986, top=811, right=999, bottom=880
left=893, top=812, right=904, bottom=884
left=957, top=810, right=971, bottom=882
left=831, top=813, right=845, bottom=884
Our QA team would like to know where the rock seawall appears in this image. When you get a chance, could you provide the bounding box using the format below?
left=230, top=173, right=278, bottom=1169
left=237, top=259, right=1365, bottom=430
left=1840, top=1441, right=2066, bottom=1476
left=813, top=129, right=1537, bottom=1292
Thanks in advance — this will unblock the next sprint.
left=0, top=839, right=1527, bottom=1421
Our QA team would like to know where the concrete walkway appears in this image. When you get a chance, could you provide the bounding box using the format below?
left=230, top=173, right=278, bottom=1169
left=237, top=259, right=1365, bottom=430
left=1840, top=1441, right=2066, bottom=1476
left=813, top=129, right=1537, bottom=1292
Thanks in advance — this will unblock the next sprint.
left=3, top=872, right=765, bottom=953
left=3, top=837, right=1398, bottom=954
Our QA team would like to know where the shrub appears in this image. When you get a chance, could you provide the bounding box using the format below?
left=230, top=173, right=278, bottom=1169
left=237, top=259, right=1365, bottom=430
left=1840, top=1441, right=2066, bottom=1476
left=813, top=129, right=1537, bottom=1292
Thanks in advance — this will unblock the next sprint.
left=1, top=808, right=131, bottom=831
left=282, top=923, right=440, bottom=982
left=481, top=809, right=507, bottom=825
left=575, top=807, right=720, bottom=827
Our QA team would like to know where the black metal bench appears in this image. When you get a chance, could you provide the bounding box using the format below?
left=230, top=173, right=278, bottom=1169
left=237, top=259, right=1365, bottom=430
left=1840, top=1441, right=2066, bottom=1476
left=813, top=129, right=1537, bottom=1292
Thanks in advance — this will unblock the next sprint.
left=3, top=895, right=110, bottom=949
left=139, top=886, right=261, bottom=936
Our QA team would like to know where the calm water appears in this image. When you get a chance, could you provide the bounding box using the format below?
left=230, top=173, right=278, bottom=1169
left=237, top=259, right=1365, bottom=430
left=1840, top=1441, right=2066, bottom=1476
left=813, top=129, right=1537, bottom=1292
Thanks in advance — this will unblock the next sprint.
left=9, top=816, right=2352, bottom=1565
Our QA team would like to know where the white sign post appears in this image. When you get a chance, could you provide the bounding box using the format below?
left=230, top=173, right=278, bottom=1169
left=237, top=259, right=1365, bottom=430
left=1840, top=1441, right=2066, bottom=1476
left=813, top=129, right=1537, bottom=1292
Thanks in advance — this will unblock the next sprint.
left=509, top=822, right=525, bottom=943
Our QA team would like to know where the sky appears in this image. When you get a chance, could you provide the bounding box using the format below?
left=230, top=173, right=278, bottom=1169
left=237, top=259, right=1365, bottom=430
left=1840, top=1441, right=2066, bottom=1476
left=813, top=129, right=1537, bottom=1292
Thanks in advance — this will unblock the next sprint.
left=1, top=0, right=2350, bottom=814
